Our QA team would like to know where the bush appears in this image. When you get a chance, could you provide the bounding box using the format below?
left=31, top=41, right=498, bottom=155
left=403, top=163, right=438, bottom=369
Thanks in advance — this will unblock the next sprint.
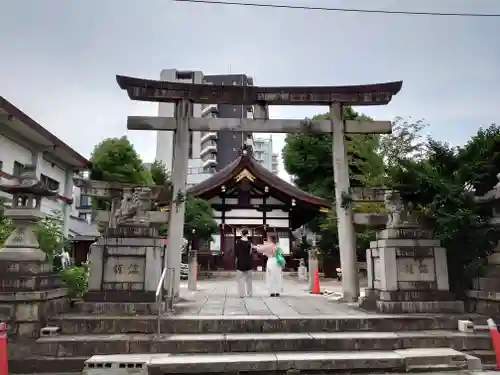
left=60, top=264, right=88, bottom=300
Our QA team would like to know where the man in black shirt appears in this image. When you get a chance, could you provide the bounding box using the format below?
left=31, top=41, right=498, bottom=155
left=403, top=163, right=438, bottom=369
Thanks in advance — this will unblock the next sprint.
left=235, top=228, right=253, bottom=298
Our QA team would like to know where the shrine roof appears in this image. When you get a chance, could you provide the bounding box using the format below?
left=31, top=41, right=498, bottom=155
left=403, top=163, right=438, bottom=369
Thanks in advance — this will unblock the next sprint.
left=187, top=147, right=330, bottom=208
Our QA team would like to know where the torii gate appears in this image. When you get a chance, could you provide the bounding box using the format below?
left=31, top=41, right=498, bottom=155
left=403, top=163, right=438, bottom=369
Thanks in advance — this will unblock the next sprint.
left=116, top=75, right=402, bottom=302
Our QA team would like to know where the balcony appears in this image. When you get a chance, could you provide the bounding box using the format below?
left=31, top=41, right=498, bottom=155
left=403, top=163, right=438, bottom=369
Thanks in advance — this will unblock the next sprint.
left=200, top=141, right=217, bottom=157
left=201, top=104, right=218, bottom=117
left=202, top=154, right=217, bottom=169
left=200, top=131, right=217, bottom=143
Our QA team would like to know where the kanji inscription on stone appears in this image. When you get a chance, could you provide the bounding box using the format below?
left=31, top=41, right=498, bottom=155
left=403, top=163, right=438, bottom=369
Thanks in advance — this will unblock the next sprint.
left=397, top=258, right=435, bottom=282
left=104, top=257, right=145, bottom=283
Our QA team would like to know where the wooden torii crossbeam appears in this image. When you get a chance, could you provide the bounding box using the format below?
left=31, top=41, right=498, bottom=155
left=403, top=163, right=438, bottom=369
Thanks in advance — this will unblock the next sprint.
left=116, top=74, right=402, bottom=302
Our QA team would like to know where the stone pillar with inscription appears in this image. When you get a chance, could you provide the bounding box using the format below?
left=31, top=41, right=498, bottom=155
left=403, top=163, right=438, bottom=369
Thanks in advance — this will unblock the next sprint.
left=84, top=187, right=169, bottom=302
left=364, top=191, right=464, bottom=313
left=0, top=165, right=68, bottom=337
left=188, top=249, right=197, bottom=291
left=467, top=174, right=500, bottom=315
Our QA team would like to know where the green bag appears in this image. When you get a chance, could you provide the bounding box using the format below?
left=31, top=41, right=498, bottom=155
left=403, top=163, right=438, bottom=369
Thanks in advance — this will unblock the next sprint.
left=275, top=246, right=286, bottom=268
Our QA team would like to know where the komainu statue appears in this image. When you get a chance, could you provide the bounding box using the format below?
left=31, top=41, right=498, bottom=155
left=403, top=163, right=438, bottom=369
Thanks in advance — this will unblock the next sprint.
left=384, top=190, right=418, bottom=228
left=114, top=187, right=152, bottom=226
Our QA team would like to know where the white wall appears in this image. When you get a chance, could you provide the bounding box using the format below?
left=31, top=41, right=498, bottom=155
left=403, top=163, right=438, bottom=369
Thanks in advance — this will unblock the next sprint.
left=40, top=157, right=68, bottom=215
left=253, top=137, right=274, bottom=171
left=0, top=133, right=72, bottom=221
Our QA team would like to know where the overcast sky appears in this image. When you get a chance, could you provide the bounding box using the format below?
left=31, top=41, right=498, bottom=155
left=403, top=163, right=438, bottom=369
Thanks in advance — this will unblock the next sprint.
left=1, top=0, right=499, bottom=181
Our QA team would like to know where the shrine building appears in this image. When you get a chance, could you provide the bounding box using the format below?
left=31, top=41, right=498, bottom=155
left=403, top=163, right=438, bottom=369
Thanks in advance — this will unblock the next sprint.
left=187, top=143, right=330, bottom=270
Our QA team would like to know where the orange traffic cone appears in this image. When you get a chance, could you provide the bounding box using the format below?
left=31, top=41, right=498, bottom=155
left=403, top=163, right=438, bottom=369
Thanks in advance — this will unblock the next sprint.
left=0, top=322, right=8, bottom=375
left=310, top=268, right=321, bottom=294
left=488, top=318, right=500, bottom=369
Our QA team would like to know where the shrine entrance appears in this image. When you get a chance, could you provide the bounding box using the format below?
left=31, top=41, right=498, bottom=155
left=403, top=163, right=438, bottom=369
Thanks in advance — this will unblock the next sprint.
left=117, top=74, right=402, bottom=301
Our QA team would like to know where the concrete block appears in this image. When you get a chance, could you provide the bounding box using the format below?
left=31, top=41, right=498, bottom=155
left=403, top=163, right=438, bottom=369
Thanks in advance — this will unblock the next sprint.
left=458, top=320, right=474, bottom=333
left=40, top=326, right=61, bottom=337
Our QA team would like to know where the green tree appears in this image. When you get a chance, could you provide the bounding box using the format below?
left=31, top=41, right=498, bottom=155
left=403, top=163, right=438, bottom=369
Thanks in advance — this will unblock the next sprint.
left=0, top=214, right=66, bottom=261
left=35, top=216, right=67, bottom=261
left=151, top=160, right=217, bottom=243
left=282, top=106, right=383, bottom=256
left=183, top=198, right=219, bottom=243
left=283, top=106, right=379, bottom=199
left=458, top=124, right=500, bottom=196
left=90, top=136, right=153, bottom=185
left=388, top=125, right=500, bottom=295
left=150, top=160, right=171, bottom=186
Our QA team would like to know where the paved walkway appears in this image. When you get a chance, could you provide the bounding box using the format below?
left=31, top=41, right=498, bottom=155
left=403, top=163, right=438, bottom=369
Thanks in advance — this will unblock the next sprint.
left=175, top=273, right=368, bottom=317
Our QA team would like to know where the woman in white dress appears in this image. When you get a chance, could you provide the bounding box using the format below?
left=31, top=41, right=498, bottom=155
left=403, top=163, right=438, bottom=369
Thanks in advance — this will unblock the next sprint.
left=253, top=234, right=283, bottom=297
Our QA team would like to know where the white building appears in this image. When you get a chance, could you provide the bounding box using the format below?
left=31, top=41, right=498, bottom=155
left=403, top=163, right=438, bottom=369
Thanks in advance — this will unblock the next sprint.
left=0, top=96, right=91, bottom=238
left=253, top=137, right=279, bottom=174
left=155, top=69, right=204, bottom=173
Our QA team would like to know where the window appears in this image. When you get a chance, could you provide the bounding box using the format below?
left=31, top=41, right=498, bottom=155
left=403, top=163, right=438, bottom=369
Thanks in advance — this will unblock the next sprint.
left=0, top=161, right=3, bottom=172
left=13, top=161, right=24, bottom=177
left=79, top=195, right=91, bottom=207
left=40, top=174, right=60, bottom=191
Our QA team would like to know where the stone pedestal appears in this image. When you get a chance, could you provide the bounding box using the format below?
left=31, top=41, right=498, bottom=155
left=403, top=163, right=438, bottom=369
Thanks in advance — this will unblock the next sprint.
left=466, top=175, right=500, bottom=315
left=467, top=238, right=500, bottom=315
left=0, top=260, right=68, bottom=337
left=364, top=227, right=464, bottom=313
left=298, top=259, right=307, bottom=282
left=84, top=226, right=165, bottom=302
left=188, top=249, right=197, bottom=291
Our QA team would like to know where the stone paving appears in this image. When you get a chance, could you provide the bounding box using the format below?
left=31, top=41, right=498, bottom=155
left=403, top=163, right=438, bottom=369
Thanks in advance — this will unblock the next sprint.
left=175, top=273, right=369, bottom=317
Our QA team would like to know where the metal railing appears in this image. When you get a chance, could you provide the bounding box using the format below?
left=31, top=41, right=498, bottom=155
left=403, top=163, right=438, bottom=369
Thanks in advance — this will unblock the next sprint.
left=155, top=267, right=175, bottom=336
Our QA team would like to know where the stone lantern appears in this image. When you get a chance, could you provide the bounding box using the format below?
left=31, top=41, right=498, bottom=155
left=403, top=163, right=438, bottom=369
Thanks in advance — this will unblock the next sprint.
left=0, top=165, right=57, bottom=261
left=0, top=165, right=68, bottom=337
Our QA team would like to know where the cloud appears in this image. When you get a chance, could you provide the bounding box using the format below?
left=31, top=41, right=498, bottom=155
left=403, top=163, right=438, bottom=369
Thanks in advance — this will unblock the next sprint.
left=0, top=0, right=498, bottom=182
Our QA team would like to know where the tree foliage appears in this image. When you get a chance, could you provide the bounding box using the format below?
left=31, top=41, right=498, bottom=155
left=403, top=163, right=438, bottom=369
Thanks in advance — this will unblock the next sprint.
left=149, top=159, right=217, bottom=243
left=0, top=215, right=66, bottom=261
left=90, top=136, right=153, bottom=185
left=283, top=106, right=394, bottom=255
left=150, top=160, right=171, bottom=186
left=389, top=125, right=500, bottom=293
left=283, top=106, right=379, bottom=199
left=183, top=198, right=219, bottom=242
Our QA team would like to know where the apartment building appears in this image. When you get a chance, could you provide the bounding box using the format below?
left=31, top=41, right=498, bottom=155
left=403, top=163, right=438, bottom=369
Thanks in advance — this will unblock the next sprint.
left=155, top=69, right=204, bottom=173
left=0, top=96, right=92, bottom=238
left=202, top=74, right=254, bottom=171
left=253, top=137, right=279, bottom=174
left=154, top=70, right=255, bottom=186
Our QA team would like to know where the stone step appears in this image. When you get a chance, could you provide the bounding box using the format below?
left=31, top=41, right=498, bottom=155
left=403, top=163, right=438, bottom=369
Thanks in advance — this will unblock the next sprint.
left=8, top=357, right=88, bottom=374
left=48, top=314, right=464, bottom=334
left=8, top=349, right=481, bottom=374
left=82, top=348, right=476, bottom=374
left=35, top=331, right=492, bottom=357
left=466, top=349, right=497, bottom=366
